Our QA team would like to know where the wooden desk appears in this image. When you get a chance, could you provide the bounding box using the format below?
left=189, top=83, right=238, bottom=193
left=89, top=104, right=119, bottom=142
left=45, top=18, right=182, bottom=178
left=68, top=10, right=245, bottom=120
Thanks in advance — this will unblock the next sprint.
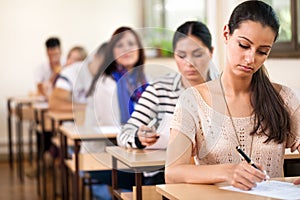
left=37, top=111, right=74, bottom=200
left=59, top=123, right=118, bottom=200
left=156, top=177, right=299, bottom=200
left=46, top=111, right=74, bottom=134
left=32, top=102, right=49, bottom=197
left=7, top=95, right=46, bottom=182
left=284, top=148, right=300, bottom=177
left=285, top=148, right=300, bottom=160
left=106, top=146, right=166, bottom=200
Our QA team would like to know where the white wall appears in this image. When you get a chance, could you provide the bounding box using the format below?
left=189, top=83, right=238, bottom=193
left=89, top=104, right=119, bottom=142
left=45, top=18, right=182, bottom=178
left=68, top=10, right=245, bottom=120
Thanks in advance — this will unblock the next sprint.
left=1, top=0, right=300, bottom=155
left=0, top=0, right=141, bottom=152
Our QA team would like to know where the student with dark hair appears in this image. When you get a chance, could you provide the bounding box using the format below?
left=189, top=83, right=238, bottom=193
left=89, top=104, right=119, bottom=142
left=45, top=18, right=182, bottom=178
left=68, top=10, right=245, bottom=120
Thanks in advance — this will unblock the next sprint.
left=84, top=26, right=148, bottom=128
left=45, top=37, right=60, bottom=48
left=81, top=26, right=148, bottom=200
left=35, top=37, right=65, bottom=97
left=117, top=21, right=219, bottom=185
left=165, top=0, right=300, bottom=191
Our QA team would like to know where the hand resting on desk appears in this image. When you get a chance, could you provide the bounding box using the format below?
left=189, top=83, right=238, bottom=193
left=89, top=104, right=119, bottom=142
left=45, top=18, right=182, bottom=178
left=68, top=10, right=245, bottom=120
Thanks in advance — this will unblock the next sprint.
left=137, top=125, right=160, bottom=146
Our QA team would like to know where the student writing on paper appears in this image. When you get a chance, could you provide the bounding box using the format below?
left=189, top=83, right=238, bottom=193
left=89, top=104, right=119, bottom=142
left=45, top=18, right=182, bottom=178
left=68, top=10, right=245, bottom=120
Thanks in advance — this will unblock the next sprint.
left=165, top=1, right=300, bottom=191
left=117, top=21, right=219, bottom=185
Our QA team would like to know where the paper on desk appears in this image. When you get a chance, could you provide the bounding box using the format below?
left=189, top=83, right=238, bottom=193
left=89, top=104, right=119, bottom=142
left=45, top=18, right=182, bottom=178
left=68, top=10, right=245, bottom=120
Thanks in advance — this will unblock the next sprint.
left=93, top=126, right=121, bottom=134
left=145, top=113, right=172, bottom=149
left=220, top=180, right=300, bottom=199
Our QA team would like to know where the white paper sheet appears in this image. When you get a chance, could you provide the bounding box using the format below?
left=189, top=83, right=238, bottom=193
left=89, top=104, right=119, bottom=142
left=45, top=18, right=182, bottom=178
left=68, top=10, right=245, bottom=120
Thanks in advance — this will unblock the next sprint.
left=220, top=180, right=300, bottom=199
left=145, top=113, right=173, bottom=149
left=93, top=126, right=121, bottom=134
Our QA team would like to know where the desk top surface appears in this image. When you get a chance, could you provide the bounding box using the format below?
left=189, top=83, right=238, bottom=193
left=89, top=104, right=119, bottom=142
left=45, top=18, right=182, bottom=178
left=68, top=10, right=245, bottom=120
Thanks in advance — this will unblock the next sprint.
left=284, top=148, right=300, bottom=159
left=32, top=102, right=49, bottom=110
left=65, top=152, right=128, bottom=171
left=9, top=95, right=46, bottom=104
left=156, top=177, right=299, bottom=200
left=105, top=146, right=166, bottom=168
left=59, top=123, right=118, bottom=140
left=46, top=111, right=74, bottom=121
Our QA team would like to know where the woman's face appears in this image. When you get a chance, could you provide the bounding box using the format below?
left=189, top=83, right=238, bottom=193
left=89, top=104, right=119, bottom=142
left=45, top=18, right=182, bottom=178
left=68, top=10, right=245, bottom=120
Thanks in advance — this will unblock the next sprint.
left=174, top=35, right=212, bottom=85
left=224, top=20, right=275, bottom=77
left=113, top=32, right=140, bottom=70
left=66, top=50, right=83, bottom=66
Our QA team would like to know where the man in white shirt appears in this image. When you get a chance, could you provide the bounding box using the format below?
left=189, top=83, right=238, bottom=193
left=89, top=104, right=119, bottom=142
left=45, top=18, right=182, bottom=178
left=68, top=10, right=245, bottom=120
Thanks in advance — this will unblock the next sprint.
left=34, top=37, right=65, bottom=97
left=48, top=43, right=107, bottom=112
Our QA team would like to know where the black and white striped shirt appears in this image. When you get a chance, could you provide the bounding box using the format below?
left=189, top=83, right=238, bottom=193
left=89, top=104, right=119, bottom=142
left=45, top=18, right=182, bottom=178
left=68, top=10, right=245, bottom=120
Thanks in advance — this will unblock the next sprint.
left=117, top=71, right=219, bottom=148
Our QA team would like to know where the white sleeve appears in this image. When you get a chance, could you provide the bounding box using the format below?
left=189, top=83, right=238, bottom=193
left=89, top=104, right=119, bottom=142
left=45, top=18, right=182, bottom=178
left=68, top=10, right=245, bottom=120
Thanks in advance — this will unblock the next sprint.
left=55, top=76, right=72, bottom=91
left=34, top=64, right=46, bottom=84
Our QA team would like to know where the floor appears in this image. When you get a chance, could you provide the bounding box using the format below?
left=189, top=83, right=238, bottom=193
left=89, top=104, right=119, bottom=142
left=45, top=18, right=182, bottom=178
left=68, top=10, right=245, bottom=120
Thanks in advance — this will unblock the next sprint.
left=0, top=158, right=94, bottom=200
left=0, top=161, right=42, bottom=200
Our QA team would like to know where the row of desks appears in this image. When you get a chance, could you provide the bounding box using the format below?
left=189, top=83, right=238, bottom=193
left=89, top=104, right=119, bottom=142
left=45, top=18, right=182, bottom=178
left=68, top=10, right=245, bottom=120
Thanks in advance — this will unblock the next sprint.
left=7, top=96, right=300, bottom=200
left=58, top=123, right=166, bottom=200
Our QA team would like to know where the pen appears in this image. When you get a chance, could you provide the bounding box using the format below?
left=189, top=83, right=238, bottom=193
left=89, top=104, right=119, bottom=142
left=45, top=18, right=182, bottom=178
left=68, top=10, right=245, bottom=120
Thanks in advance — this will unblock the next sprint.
left=147, top=118, right=157, bottom=128
left=236, top=146, right=258, bottom=169
left=142, top=118, right=159, bottom=138
left=236, top=146, right=270, bottom=179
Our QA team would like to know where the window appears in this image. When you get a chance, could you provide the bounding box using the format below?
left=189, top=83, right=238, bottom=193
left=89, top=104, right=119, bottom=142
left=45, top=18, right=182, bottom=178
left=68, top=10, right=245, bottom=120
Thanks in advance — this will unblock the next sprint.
left=263, top=0, right=300, bottom=58
left=141, top=0, right=207, bottom=57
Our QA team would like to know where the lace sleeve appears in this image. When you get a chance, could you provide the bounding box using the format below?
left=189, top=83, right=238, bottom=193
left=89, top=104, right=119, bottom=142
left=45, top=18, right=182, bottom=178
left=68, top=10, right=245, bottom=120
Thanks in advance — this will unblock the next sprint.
left=281, top=86, right=300, bottom=148
left=171, top=88, right=199, bottom=146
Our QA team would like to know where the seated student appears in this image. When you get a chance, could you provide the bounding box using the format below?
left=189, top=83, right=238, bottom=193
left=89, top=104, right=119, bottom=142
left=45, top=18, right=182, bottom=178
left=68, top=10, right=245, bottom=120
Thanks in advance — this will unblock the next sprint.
left=35, top=37, right=65, bottom=98
left=81, top=26, right=148, bottom=200
left=117, top=21, right=219, bottom=185
left=165, top=1, right=300, bottom=191
left=64, top=46, right=87, bottom=67
left=48, top=44, right=106, bottom=112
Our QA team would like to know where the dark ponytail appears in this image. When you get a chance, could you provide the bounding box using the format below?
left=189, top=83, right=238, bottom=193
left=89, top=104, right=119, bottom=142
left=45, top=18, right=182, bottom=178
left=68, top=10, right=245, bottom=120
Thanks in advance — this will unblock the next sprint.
left=250, top=66, right=290, bottom=143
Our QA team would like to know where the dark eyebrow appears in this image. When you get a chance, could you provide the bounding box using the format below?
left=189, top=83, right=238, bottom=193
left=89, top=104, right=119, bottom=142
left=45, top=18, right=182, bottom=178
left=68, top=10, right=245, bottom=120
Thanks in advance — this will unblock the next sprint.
left=238, top=36, right=272, bottom=48
left=192, top=48, right=203, bottom=53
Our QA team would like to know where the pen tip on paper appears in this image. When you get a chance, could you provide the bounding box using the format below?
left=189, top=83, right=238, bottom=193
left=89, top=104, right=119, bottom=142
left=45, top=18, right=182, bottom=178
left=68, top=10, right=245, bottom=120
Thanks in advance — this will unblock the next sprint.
left=263, top=170, right=270, bottom=181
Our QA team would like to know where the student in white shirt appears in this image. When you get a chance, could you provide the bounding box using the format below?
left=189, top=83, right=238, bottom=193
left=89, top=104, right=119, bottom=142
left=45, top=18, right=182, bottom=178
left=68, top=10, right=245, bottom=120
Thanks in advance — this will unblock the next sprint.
left=49, top=43, right=106, bottom=112
left=34, top=37, right=65, bottom=97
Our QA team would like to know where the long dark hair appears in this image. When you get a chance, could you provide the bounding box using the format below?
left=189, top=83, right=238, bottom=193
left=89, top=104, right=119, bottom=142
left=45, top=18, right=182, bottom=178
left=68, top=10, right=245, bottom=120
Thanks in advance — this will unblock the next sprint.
left=228, top=0, right=290, bottom=144
left=173, top=21, right=213, bottom=53
left=87, top=26, right=146, bottom=96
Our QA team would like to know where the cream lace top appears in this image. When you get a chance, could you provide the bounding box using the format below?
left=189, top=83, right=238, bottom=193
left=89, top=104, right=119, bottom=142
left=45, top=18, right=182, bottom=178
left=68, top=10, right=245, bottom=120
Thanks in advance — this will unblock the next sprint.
left=171, top=86, right=300, bottom=178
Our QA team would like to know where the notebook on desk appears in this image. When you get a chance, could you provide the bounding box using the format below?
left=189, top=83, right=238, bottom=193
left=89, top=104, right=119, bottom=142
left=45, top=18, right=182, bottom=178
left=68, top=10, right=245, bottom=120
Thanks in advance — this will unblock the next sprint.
left=145, top=113, right=172, bottom=150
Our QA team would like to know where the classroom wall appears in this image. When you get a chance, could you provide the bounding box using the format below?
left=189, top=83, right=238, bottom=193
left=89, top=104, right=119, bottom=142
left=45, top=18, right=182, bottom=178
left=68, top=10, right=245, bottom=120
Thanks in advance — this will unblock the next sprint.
left=0, top=0, right=300, bottom=155
left=0, top=0, right=142, bottom=154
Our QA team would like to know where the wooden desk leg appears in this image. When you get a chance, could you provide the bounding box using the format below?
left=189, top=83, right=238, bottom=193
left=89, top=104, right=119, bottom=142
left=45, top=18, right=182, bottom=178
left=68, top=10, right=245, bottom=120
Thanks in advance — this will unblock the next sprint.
left=60, top=133, right=69, bottom=200
left=42, top=138, right=47, bottom=200
left=112, top=157, right=118, bottom=200
left=36, top=131, right=41, bottom=196
left=28, top=121, right=34, bottom=165
left=74, top=140, right=80, bottom=200
left=50, top=118, right=57, bottom=200
left=7, top=98, right=13, bottom=170
left=16, top=103, right=24, bottom=183
left=135, top=172, right=142, bottom=200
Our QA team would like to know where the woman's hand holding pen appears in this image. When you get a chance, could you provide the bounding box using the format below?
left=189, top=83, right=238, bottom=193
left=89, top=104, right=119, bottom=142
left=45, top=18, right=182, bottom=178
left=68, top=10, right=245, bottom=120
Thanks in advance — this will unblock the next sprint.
left=229, top=161, right=269, bottom=191
left=137, top=125, right=160, bottom=146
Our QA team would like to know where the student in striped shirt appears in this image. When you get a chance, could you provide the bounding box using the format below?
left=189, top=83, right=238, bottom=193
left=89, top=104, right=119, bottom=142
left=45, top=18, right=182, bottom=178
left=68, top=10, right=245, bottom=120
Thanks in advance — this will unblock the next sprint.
left=117, top=21, right=219, bottom=185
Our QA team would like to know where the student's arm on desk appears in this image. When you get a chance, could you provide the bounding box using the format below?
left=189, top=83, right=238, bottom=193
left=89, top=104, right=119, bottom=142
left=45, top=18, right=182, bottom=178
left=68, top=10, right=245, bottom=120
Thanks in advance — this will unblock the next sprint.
left=165, top=129, right=267, bottom=191
left=49, top=88, right=86, bottom=112
left=118, top=84, right=160, bottom=149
